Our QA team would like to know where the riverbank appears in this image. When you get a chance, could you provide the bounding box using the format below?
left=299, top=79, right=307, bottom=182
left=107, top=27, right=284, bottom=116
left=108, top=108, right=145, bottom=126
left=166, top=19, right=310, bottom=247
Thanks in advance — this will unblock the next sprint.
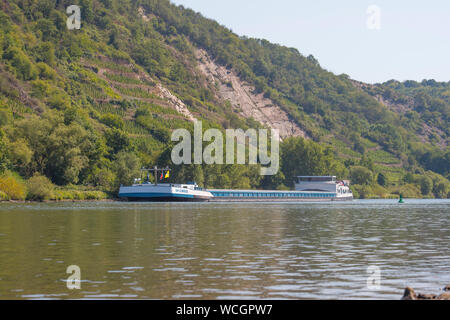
left=0, top=198, right=116, bottom=203
left=401, top=285, right=450, bottom=300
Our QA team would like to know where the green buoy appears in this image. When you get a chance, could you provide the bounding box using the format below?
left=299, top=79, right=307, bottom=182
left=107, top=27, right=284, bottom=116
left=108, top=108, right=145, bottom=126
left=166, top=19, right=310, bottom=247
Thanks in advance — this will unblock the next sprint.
left=398, top=194, right=404, bottom=203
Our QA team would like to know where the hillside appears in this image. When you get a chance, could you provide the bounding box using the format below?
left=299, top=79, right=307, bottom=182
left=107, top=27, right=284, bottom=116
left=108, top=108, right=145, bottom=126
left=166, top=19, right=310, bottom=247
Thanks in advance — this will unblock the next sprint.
left=0, top=0, right=448, bottom=200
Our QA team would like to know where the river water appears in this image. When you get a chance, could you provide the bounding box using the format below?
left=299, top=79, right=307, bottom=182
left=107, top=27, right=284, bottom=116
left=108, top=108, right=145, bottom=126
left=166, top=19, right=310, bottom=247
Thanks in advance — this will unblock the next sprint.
left=0, top=199, right=448, bottom=300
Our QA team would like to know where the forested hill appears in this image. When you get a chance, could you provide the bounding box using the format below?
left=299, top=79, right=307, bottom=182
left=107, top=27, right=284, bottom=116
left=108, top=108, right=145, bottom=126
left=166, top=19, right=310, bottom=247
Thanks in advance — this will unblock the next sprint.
left=0, top=0, right=448, bottom=200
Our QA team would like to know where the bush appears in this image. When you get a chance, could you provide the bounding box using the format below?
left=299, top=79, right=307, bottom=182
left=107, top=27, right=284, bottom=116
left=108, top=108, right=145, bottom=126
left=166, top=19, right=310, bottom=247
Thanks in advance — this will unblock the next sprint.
left=52, top=189, right=108, bottom=201
left=100, top=113, right=124, bottom=129
left=36, top=62, right=57, bottom=80
left=84, top=191, right=107, bottom=200
left=350, top=186, right=360, bottom=199
left=0, top=190, right=9, bottom=201
left=377, top=173, right=387, bottom=187
left=370, top=184, right=389, bottom=198
left=27, top=174, right=54, bottom=201
left=350, top=166, right=373, bottom=185
left=351, top=184, right=372, bottom=199
left=433, top=182, right=448, bottom=199
left=4, top=47, right=38, bottom=80
left=392, top=184, right=421, bottom=198
left=418, top=176, right=432, bottom=196
left=0, top=174, right=27, bottom=200
left=54, top=190, right=73, bottom=200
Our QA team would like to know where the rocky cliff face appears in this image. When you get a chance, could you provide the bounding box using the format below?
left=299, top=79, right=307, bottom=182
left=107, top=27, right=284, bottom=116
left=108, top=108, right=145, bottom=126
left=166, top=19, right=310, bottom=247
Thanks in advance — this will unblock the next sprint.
left=196, top=49, right=306, bottom=139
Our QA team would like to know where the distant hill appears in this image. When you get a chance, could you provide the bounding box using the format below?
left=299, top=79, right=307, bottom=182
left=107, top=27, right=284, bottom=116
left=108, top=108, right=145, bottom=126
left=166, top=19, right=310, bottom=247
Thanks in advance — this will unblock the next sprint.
left=0, top=0, right=448, bottom=199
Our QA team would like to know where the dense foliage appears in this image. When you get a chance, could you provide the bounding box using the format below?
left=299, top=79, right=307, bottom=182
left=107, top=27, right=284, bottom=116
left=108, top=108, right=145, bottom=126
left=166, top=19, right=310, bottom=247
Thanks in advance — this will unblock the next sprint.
left=0, top=0, right=448, bottom=199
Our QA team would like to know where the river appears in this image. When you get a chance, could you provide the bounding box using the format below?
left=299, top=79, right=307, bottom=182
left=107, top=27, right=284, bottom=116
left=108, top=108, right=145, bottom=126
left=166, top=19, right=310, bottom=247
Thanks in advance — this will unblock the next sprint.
left=0, top=199, right=448, bottom=299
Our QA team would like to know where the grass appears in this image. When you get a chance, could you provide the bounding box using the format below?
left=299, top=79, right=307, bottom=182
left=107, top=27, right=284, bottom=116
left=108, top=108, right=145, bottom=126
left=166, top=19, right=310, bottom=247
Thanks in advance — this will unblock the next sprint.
left=88, top=58, right=134, bottom=73
left=80, top=83, right=108, bottom=100
left=104, top=72, right=155, bottom=87
left=328, top=138, right=361, bottom=158
left=115, top=86, right=159, bottom=99
left=374, top=164, right=406, bottom=185
left=53, top=189, right=109, bottom=201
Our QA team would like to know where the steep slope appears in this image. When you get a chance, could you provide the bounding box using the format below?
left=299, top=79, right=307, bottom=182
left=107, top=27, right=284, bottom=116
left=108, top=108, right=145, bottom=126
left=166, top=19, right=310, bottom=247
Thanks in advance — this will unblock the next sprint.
left=351, top=79, right=448, bottom=147
left=0, top=0, right=448, bottom=199
left=81, top=54, right=196, bottom=121
left=195, top=49, right=305, bottom=138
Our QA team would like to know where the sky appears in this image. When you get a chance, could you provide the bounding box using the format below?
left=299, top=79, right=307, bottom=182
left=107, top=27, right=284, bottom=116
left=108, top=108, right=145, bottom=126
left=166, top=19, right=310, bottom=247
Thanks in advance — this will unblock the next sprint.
left=170, top=0, right=450, bottom=84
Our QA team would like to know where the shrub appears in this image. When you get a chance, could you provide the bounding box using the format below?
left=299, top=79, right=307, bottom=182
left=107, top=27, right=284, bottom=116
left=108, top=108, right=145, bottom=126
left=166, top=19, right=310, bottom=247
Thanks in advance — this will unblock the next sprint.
left=418, top=176, right=432, bottom=196
left=433, top=182, right=448, bottom=199
left=4, top=47, right=38, bottom=80
left=54, top=190, right=73, bottom=200
left=27, top=174, right=54, bottom=201
left=0, top=174, right=27, bottom=200
left=84, top=191, right=107, bottom=200
left=0, top=190, right=9, bottom=201
left=350, top=166, right=373, bottom=185
left=52, top=190, right=108, bottom=201
left=36, top=62, right=57, bottom=80
left=72, top=191, right=85, bottom=200
left=351, top=184, right=372, bottom=199
left=100, top=113, right=124, bottom=129
left=370, top=184, right=389, bottom=198
left=392, top=184, right=421, bottom=198
left=377, top=172, right=387, bottom=187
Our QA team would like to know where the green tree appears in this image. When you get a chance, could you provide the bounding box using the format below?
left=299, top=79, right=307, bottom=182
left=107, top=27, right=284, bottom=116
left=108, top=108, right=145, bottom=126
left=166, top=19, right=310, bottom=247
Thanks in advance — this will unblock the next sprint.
left=13, top=113, right=103, bottom=184
left=7, top=138, right=32, bottom=175
left=281, top=137, right=335, bottom=187
left=433, top=182, right=447, bottom=199
left=100, top=113, right=124, bottom=129
left=418, top=176, right=432, bottom=196
left=4, top=47, right=38, bottom=80
left=34, top=18, right=57, bottom=41
left=105, top=128, right=130, bottom=156
left=0, top=129, right=9, bottom=174
left=27, top=173, right=54, bottom=201
left=377, top=172, right=387, bottom=187
left=113, top=151, right=141, bottom=192
left=350, top=166, right=373, bottom=185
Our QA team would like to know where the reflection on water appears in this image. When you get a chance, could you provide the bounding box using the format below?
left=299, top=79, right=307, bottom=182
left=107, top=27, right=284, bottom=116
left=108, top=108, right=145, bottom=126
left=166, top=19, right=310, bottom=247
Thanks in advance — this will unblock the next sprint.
left=0, top=199, right=448, bottom=299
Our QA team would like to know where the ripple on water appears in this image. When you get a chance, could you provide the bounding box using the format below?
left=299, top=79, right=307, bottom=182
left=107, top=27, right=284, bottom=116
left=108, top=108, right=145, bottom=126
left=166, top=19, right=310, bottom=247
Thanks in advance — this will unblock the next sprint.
left=0, top=200, right=448, bottom=299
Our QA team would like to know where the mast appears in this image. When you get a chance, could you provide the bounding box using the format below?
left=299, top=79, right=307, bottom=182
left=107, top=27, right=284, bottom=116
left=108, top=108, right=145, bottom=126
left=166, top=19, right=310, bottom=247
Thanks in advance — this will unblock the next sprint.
left=141, top=166, right=170, bottom=185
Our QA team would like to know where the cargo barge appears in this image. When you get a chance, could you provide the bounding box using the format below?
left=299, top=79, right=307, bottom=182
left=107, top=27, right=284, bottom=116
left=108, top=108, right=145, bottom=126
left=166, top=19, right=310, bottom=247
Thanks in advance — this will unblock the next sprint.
left=118, top=168, right=352, bottom=202
left=208, top=176, right=352, bottom=201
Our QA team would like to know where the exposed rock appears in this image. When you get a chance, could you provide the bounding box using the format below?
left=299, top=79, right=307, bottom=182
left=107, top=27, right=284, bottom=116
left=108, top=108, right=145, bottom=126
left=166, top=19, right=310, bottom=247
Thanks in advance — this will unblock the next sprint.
left=82, top=56, right=196, bottom=122
left=437, top=292, right=450, bottom=300
left=155, top=83, right=196, bottom=122
left=137, top=6, right=154, bottom=22
left=401, top=287, right=417, bottom=300
left=195, top=49, right=306, bottom=139
left=416, top=293, right=437, bottom=300
left=401, top=286, right=450, bottom=300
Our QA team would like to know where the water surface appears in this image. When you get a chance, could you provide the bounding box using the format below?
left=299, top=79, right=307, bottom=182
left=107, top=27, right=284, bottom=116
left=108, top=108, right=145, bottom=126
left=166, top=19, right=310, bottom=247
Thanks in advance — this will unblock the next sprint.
left=0, top=199, right=448, bottom=299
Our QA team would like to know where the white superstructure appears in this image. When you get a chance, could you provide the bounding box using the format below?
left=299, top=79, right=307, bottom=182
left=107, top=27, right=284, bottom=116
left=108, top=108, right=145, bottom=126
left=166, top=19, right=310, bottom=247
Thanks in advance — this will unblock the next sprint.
left=295, top=176, right=353, bottom=199
left=119, top=182, right=213, bottom=202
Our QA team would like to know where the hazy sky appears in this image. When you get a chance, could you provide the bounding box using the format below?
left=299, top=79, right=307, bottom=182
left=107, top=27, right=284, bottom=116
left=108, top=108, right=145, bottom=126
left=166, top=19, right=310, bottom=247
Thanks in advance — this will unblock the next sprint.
left=170, top=0, right=450, bottom=84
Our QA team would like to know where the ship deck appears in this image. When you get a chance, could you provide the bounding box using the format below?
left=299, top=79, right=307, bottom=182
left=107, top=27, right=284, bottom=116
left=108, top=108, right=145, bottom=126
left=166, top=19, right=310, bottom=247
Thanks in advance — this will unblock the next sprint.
left=207, top=189, right=351, bottom=201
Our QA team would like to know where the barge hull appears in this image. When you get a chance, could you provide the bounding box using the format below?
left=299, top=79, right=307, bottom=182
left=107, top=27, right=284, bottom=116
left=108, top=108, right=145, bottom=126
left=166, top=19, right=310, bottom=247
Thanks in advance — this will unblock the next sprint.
left=119, top=193, right=211, bottom=202
left=210, top=196, right=353, bottom=202
left=122, top=197, right=210, bottom=202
